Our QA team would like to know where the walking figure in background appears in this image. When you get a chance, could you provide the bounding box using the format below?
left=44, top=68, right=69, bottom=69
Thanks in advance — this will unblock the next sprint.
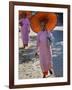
left=19, top=13, right=30, bottom=48
left=36, top=22, right=54, bottom=78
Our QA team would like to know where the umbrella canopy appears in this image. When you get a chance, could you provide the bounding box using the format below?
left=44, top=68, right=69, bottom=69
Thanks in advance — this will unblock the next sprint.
left=30, top=12, right=57, bottom=33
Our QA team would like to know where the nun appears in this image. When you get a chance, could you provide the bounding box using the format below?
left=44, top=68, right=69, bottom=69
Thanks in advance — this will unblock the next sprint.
left=36, top=22, right=54, bottom=78
left=19, top=13, right=30, bottom=48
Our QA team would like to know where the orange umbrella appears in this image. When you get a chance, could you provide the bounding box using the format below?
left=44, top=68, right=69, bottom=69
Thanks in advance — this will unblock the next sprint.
left=30, top=12, right=57, bottom=33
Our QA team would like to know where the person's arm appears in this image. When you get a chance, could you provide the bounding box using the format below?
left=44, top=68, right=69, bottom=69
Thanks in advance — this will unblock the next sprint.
left=49, top=32, right=54, bottom=46
left=47, top=31, right=54, bottom=46
left=27, top=18, right=30, bottom=33
left=28, top=22, right=30, bottom=33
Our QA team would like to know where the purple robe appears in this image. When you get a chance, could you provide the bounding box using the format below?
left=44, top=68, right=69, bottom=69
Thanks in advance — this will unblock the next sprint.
left=19, top=18, right=30, bottom=45
left=37, top=30, right=53, bottom=73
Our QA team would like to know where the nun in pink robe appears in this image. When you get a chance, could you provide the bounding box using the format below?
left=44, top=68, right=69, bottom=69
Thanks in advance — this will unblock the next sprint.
left=36, top=24, right=54, bottom=78
left=19, top=16, right=30, bottom=48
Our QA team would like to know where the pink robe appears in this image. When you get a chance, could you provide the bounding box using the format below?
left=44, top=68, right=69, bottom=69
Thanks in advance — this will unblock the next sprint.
left=37, top=30, right=53, bottom=73
left=19, top=18, right=30, bottom=45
